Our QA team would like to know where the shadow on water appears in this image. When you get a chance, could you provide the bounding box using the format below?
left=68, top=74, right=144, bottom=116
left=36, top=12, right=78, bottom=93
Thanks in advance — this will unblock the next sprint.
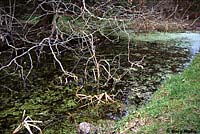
left=0, top=32, right=200, bottom=133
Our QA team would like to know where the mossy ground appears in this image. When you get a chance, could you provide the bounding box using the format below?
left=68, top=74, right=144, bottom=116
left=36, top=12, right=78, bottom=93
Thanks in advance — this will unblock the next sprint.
left=115, top=54, right=200, bottom=133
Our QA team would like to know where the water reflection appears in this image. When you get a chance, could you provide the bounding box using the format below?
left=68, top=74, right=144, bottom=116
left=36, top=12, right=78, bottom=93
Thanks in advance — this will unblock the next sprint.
left=183, top=32, right=200, bottom=56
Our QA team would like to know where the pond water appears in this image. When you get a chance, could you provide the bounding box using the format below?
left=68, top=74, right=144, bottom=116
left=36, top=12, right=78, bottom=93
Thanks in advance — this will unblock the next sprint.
left=0, top=32, right=200, bottom=133
left=183, top=33, right=200, bottom=56
left=130, top=32, right=200, bottom=67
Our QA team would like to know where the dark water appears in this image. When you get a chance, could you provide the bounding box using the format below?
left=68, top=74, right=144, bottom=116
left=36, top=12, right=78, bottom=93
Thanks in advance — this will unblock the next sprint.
left=0, top=32, right=200, bottom=133
left=97, top=41, right=190, bottom=106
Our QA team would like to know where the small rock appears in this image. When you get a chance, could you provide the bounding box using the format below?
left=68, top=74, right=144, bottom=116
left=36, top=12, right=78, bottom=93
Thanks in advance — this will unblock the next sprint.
left=78, top=122, right=97, bottom=134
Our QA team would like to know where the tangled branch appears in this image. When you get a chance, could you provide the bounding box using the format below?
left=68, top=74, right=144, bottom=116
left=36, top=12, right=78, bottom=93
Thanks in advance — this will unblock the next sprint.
left=0, top=0, right=137, bottom=90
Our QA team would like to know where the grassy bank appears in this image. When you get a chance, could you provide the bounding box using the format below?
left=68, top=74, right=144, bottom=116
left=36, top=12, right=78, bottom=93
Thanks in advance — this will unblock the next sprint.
left=115, top=54, right=200, bottom=134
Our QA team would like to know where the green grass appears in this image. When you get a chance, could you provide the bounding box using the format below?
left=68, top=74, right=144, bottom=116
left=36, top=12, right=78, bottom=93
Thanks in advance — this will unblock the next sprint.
left=115, top=54, right=200, bottom=134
